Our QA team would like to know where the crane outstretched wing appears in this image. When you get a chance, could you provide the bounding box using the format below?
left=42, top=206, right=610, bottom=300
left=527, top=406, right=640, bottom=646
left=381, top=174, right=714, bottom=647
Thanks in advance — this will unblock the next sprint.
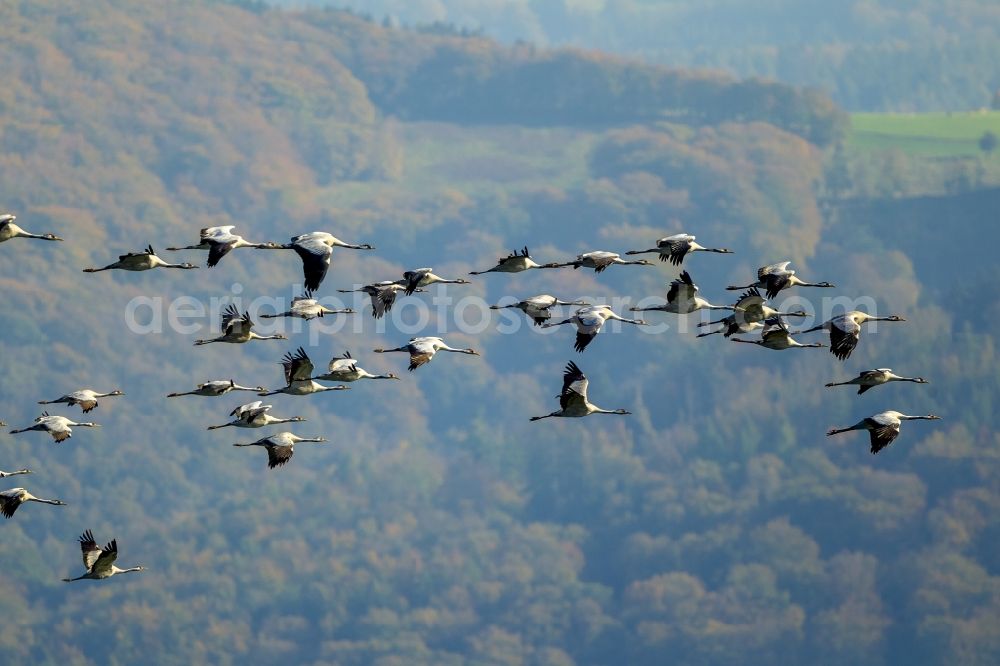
left=559, top=361, right=589, bottom=410
left=829, top=317, right=861, bottom=361
left=266, top=445, right=295, bottom=469
left=78, top=529, right=103, bottom=571
left=282, top=347, right=314, bottom=384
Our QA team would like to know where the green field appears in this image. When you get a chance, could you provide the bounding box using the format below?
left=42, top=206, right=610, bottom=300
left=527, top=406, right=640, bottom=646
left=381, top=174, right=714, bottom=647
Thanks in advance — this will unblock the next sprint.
left=849, top=111, right=1000, bottom=157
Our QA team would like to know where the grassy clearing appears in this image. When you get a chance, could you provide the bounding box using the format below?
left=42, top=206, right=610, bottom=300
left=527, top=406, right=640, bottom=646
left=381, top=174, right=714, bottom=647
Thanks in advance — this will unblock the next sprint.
left=849, top=111, right=1000, bottom=157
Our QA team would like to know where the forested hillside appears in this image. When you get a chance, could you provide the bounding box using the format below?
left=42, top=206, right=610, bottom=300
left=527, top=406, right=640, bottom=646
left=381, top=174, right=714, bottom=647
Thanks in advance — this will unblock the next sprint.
left=313, top=0, right=1000, bottom=112
left=1, top=2, right=998, bottom=664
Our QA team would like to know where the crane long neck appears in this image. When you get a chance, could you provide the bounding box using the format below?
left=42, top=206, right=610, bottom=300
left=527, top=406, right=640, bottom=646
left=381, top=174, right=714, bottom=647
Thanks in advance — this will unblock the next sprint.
left=19, top=231, right=54, bottom=240
left=249, top=332, right=284, bottom=340
left=606, top=312, right=644, bottom=324
left=116, top=566, right=144, bottom=574
left=28, top=496, right=63, bottom=506
left=899, top=414, right=936, bottom=421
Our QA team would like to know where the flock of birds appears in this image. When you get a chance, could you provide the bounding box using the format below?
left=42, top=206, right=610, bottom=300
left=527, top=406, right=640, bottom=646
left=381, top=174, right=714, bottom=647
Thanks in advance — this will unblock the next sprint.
left=1, top=213, right=941, bottom=582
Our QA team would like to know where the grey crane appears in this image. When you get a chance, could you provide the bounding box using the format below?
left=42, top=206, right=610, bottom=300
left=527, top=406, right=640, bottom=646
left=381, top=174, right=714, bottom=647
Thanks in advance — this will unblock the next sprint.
left=279, top=231, right=375, bottom=292
left=630, top=270, right=734, bottom=315
left=799, top=311, right=906, bottom=361
left=338, top=281, right=425, bottom=319
left=730, top=317, right=825, bottom=351
left=531, top=361, right=631, bottom=421
left=374, top=336, right=480, bottom=371
left=548, top=250, right=653, bottom=273
left=490, top=294, right=590, bottom=326
left=258, top=347, right=350, bottom=396
left=194, top=304, right=287, bottom=345
left=314, top=351, right=400, bottom=382
left=727, top=261, right=835, bottom=299
left=825, top=369, right=929, bottom=394
left=470, top=246, right=561, bottom=274
left=166, top=225, right=283, bottom=267
left=83, top=245, right=197, bottom=272
left=233, top=432, right=329, bottom=469
left=401, top=268, right=470, bottom=295
left=625, top=233, right=732, bottom=266
left=39, top=388, right=124, bottom=414
left=63, top=530, right=145, bottom=581
left=260, top=290, right=354, bottom=320
left=167, top=379, right=266, bottom=398
left=0, top=487, right=66, bottom=518
left=9, top=412, right=101, bottom=443
left=827, top=411, right=941, bottom=454
left=0, top=213, right=63, bottom=242
left=543, top=305, right=646, bottom=352
left=207, top=401, right=305, bottom=430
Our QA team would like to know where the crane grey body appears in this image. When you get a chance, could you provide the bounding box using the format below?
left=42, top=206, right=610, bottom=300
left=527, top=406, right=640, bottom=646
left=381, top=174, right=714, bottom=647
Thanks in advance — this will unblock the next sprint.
left=207, top=401, right=305, bottom=430
left=490, top=294, right=590, bottom=326
left=9, top=413, right=101, bottom=443
left=826, top=368, right=928, bottom=394
left=799, top=311, right=906, bottom=361
left=63, top=530, right=145, bottom=581
left=83, top=245, right=196, bottom=272
left=195, top=304, right=286, bottom=345
left=233, top=432, right=328, bottom=469
left=0, top=213, right=63, bottom=242
left=258, top=347, right=351, bottom=396
left=727, top=261, right=835, bottom=299
left=39, top=388, right=124, bottom=414
left=626, top=233, right=732, bottom=266
left=279, top=231, right=375, bottom=292
left=827, top=411, right=941, bottom=453
left=338, top=281, right=426, bottom=319
left=374, top=336, right=479, bottom=371
left=0, top=487, right=66, bottom=518
left=166, top=225, right=282, bottom=267
left=401, top=268, right=470, bottom=295
left=549, top=250, right=653, bottom=273
left=314, top=352, right=400, bottom=382
left=261, top=290, right=354, bottom=320
left=167, top=379, right=266, bottom=398
left=543, top=305, right=646, bottom=352
left=630, top=270, right=734, bottom=315
left=531, top=361, right=631, bottom=420
left=470, top=246, right=561, bottom=274
left=730, top=317, right=825, bottom=350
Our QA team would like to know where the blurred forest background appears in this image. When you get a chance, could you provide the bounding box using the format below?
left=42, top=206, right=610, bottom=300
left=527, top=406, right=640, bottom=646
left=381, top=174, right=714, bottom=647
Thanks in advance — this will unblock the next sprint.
left=287, top=0, right=1000, bottom=112
left=1, top=1, right=999, bottom=664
